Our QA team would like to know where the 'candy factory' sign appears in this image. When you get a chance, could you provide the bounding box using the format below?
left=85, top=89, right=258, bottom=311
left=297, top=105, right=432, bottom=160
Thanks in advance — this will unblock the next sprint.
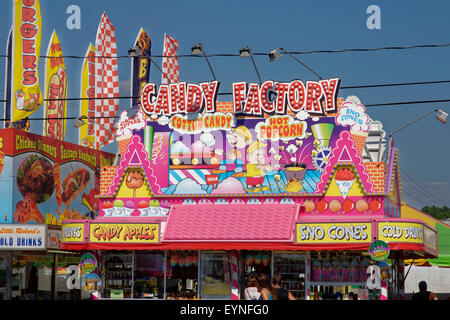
left=140, top=78, right=341, bottom=117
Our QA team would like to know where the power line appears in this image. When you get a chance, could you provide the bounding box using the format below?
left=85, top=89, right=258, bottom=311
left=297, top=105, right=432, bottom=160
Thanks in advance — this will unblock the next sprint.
left=1, top=41, right=450, bottom=60
left=340, top=80, right=450, bottom=89
left=2, top=95, right=450, bottom=109
left=365, top=98, right=450, bottom=107
left=1, top=115, right=117, bottom=121
left=402, top=189, right=436, bottom=207
left=278, top=42, right=450, bottom=55
left=400, top=168, right=447, bottom=207
left=3, top=78, right=449, bottom=102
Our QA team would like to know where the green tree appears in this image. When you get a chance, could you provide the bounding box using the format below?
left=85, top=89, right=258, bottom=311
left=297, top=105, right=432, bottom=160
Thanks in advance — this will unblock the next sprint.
left=421, top=206, right=450, bottom=220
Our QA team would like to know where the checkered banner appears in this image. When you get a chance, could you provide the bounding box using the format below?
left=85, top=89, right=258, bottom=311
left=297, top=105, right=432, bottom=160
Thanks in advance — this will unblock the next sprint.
left=161, top=34, right=180, bottom=84
left=95, top=13, right=119, bottom=149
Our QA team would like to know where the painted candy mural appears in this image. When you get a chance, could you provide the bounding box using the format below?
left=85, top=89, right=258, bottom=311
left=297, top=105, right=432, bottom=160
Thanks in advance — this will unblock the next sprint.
left=143, top=117, right=346, bottom=195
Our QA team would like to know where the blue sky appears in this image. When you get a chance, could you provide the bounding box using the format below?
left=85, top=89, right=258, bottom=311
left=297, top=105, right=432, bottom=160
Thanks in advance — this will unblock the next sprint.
left=1, top=0, right=450, bottom=209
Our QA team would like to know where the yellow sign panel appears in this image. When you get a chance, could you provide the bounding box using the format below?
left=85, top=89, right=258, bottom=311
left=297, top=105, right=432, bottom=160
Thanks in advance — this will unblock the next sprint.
left=296, top=222, right=372, bottom=244
left=11, top=0, right=44, bottom=122
left=43, top=30, right=67, bottom=140
left=79, top=44, right=96, bottom=148
left=378, top=221, right=424, bottom=244
left=61, top=223, right=85, bottom=242
left=89, top=223, right=159, bottom=244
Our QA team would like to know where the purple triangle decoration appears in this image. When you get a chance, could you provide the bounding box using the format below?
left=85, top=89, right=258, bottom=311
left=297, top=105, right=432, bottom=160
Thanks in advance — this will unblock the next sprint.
left=338, top=146, right=352, bottom=162
left=129, top=149, right=142, bottom=166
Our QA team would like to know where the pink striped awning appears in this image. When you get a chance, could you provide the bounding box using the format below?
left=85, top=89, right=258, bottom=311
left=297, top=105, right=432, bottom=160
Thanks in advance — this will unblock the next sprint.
left=163, top=204, right=299, bottom=242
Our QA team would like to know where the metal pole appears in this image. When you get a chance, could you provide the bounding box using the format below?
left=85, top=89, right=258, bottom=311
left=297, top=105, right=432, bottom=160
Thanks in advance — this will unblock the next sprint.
left=390, top=109, right=438, bottom=136
left=249, top=54, right=262, bottom=85
left=142, top=51, right=172, bottom=83
left=280, top=48, right=322, bottom=80
left=203, top=52, right=216, bottom=81
left=384, top=109, right=438, bottom=162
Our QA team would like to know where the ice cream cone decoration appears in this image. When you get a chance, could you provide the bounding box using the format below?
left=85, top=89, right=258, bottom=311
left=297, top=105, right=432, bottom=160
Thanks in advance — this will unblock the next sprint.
left=117, top=133, right=132, bottom=157
left=335, top=168, right=354, bottom=199
left=350, top=129, right=368, bottom=157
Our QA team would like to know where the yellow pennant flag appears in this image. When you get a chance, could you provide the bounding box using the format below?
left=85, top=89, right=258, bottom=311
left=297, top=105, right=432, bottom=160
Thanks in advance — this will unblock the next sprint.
left=43, top=30, right=68, bottom=140
left=79, top=43, right=96, bottom=148
left=11, top=0, right=44, bottom=122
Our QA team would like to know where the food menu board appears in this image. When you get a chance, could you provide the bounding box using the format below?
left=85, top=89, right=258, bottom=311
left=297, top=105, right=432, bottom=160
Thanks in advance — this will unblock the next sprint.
left=0, top=128, right=115, bottom=225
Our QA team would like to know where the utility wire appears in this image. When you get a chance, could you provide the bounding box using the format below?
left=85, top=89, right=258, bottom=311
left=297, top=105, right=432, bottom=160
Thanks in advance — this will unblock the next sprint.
left=2, top=79, right=450, bottom=102
left=400, top=168, right=447, bottom=207
left=340, top=79, right=450, bottom=89
left=2, top=97, right=450, bottom=110
left=1, top=41, right=450, bottom=59
left=402, top=189, right=436, bottom=207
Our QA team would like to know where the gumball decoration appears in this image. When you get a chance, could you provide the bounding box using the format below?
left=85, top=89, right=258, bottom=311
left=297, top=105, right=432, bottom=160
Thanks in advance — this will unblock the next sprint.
left=329, top=199, right=342, bottom=213
left=185, top=255, right=192, bottom=267
left=170, top=254, right=178, bottom=267
left=245, top=253, right=254, bottom=266
left=316, top=199, right=328, bottom=213
left=254, top=252, right=262, bottom=265
left=342, top=198, right=355, bottom=212
left=178, top=254, right=185, bottom=267
left=303, top=199, right=316, bottom=213
left=356, top=199, right=369, bottom=213
left=192, top=255, right=198, bottom=266
left=262, top=251, right=270, bottom=266
left=369, top=199, right=382, bottom=213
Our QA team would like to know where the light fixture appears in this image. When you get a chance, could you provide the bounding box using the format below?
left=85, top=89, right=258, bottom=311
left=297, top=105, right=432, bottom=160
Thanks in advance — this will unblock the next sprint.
left=437, top=109, right=448, bottom=124
left=191, top=43, right=204, bottom=55
left=269, top=48, right=282, bottom=61
left=73, top=115, right=87, bottom=128
left=191, top=43, right=216, bottom=80
left=239, top=46, right=262, bottom=84
left=128, top=46, right=172, bottom=83
left=239, top=46, right=252, bottom=58
left=269, top=47, right=322, bottom=80
left=73, top=115, right=117, bottom=149
left=128, top=45, right=141, bottom=57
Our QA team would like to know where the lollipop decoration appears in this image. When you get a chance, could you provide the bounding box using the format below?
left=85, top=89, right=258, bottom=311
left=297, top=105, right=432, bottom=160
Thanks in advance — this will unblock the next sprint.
left=354, top=198, right=382, bottom=215
left=316, top=199, right=328, bottom=213
left=303, top=199, right=316, bottom=213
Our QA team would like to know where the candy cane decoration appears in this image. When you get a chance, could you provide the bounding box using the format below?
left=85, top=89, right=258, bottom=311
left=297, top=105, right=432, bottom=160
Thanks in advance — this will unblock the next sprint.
left=380, top=280, right=388, bottom=300
left=231, top=250, right=240, bottom=300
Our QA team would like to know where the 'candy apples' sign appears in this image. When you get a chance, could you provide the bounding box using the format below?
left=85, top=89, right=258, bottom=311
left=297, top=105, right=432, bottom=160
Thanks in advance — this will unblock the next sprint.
left=139, top=78, right=341, bottom=117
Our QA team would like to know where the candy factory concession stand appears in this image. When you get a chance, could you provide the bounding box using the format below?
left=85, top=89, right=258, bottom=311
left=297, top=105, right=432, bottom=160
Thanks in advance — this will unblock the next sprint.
left=60, top=79, right=439, bottom=300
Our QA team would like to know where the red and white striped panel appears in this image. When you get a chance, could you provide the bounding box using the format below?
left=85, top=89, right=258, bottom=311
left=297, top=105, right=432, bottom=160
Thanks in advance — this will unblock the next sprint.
left=95, top=13, right=119, bottom=149
left=230, top=250, right=240, bottom=300
left=161, top=34, right=180, bottom=84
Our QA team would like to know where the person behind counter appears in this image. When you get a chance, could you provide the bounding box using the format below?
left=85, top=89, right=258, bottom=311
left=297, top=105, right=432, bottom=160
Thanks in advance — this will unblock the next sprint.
left=244, top=274, right=261, bottom=300
left=272, top=273, right=296, bottom=300
left=412, top=281, right=438, bottom=301
left=256, top=273, right=276, bottom=300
